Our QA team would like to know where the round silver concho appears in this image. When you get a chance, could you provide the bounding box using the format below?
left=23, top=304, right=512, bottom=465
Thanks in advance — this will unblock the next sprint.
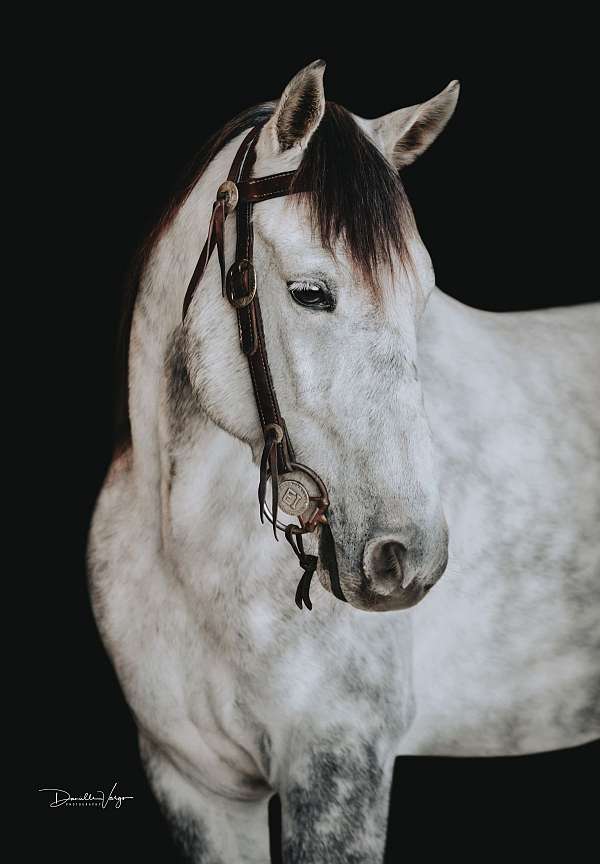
left=263, top=468, right=320, bottom=530
left=216, top=179, right=239, bottom=213
left=278, top=478, right=311, bottom=517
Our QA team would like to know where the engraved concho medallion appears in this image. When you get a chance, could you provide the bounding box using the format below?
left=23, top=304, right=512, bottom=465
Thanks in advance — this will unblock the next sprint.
left=278, top=479, right=311, bottom=517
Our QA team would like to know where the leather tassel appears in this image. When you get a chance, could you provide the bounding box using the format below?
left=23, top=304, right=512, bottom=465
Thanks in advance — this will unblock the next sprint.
left=258, top=432, right=273, bottom=523
left=213, top=199, right=226, bottom=297
left=258, top=428, right=279, bottom=527
left=269, top=442, right=279, bottom=540
left=286, top=528, right=318, bottom=611
left=294, top=565, right=316, bottom=611
left=182, top=196, right=228, bottom=319
left=183, top=200, right=220, bottom=320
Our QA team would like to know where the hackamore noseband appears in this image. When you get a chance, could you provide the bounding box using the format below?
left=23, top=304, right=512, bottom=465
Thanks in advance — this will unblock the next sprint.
left=182, top=125, right=347, bottom=610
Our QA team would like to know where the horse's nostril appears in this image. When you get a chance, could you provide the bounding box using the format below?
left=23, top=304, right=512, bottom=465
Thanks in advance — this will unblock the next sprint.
left=364, top=538, right=410, bottom=592
left=379, top=541, right=407, bottom=581
left=362, top=527, right=447, bottom=603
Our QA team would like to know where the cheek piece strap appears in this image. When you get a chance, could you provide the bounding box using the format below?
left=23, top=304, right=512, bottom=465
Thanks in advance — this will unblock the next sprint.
left=181, top=125, right=347, bottom=610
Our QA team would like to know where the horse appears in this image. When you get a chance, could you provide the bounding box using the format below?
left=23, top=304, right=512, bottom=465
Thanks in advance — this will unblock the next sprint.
left=88, top=61, right=600, bottom=862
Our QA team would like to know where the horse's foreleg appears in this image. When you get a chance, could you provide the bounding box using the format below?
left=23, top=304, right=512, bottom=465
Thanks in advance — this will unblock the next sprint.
left=141, top=736, right=271, bottom=864
left=279, top=739, right=394, bottom=863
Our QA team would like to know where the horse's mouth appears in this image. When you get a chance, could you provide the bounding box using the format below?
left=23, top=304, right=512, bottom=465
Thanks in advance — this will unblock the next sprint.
left=352, top=580, right=433, bottom=612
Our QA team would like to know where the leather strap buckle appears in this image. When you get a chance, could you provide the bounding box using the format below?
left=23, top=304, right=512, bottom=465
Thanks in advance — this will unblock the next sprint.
left=226, top=258, right=257, bottom=308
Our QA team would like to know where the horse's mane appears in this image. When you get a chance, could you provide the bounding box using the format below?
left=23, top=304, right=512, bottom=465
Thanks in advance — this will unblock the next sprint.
left=115, top=100, right=413, bottom=452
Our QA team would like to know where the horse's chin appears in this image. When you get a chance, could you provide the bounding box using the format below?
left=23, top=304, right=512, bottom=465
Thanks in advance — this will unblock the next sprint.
left=317, top=568, right=433, bottom=612
left=349, top=583, right=432, bottom=612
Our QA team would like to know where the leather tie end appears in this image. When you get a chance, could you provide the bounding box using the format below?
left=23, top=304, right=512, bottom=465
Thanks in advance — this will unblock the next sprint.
left=294, top=555, right=317, bottom=611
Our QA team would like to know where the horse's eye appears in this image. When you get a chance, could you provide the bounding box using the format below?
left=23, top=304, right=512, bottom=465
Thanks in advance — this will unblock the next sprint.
left=287, top=281, right=335, bottom=311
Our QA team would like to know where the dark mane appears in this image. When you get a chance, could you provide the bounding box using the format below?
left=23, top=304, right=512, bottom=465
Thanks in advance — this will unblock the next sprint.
left=115, top=101, right=412, bottom=452
left=292, top=102, right=413, bottom=286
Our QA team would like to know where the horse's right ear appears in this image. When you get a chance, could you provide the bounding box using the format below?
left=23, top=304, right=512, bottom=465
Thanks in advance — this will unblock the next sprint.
left=371, top=80, right=460, bottom=169
left=263, top=60, right=326, bottom=154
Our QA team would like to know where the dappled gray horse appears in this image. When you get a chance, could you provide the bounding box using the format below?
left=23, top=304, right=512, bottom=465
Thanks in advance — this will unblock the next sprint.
left=88, top=61, right=600, bottom=862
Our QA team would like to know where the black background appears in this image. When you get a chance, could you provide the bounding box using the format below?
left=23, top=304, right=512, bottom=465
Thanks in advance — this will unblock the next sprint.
left=31, top=17, right=598, bottom=863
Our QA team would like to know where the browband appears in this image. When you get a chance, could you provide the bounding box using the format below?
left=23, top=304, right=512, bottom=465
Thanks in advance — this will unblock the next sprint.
left=181, top=125, right=346, bottom=610
left=237, top=171, right=301, bottom=203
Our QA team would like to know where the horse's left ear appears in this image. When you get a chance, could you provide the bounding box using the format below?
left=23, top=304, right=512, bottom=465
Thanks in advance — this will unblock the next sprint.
left=371, top=80, right=460, bottom=169
left=263, top=60, right=327, bottom=154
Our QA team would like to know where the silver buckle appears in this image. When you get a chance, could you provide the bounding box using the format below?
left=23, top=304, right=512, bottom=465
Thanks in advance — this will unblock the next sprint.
left=226, top=259, right=257, bottom=308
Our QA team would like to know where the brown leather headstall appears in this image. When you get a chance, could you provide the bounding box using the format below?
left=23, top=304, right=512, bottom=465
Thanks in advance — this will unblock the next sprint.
left=181, top=125, right=346, bottom=610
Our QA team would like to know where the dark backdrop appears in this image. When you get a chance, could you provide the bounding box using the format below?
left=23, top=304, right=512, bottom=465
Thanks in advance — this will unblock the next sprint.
left=31, top=21, right=598, bottom=863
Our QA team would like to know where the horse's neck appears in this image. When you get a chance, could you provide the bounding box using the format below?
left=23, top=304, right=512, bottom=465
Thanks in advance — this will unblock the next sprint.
left=417, top=287, right=599, bottom=525
left=418, top=286, right=598, bottom=435
left=417, top=288, right=513, bottom=428
left=417, top=288, right=527, bottom=473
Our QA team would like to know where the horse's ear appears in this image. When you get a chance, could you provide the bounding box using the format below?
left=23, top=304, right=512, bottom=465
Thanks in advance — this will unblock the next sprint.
left=371, top=80, right=460, bottom=170
left=265, top=60, right=326, bottom=153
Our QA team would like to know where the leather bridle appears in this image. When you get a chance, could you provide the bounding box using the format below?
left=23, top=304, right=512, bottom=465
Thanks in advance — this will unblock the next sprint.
left=182, top=125, right=346, bottom=610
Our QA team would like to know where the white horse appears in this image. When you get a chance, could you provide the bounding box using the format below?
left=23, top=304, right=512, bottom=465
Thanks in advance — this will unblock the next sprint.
left=88, top=61, right=600, bottom=862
